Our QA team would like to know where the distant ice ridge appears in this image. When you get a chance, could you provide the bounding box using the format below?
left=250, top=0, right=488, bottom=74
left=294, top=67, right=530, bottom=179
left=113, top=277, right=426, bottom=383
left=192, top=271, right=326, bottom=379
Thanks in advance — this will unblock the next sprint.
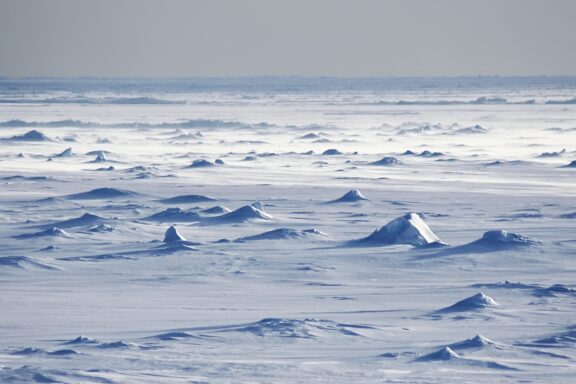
left=0, top=118, right=273, bottom=129
left=351, top=213, right=444, bottom=247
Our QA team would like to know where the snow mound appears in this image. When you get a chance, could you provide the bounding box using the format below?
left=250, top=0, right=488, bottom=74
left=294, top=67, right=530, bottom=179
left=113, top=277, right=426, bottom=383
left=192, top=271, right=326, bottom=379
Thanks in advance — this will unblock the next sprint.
left=474, top=230, right=540, bottom=248
left=54, top=147, right=73, bottom=158
left=0, top=256, right=58, bottom=270
left=226, top=318, right=368, bottom=338
left=438, top=292, right=500, bottom=313
left=237, top=228, right=328, bottom=242
left=448, top=334, right=501, bottom=350
left=416, top=347, right=461, bottom=361
left=352, top=213, right=444, bottom=247
left=370, top=156, right=402, bottom=166
left=187, top=159, right=217, bottom=168
left=66, top=187, right=137, bottom=200
left=14, top=227, right=72, bottom=239
left=322, top=148, right=343, bottom=155
left=160, top=194, right=216, bottom=204
left=298, top=133, right=323, bottom=140
left=4, top=130, right=52, bottom=142
left=537, top=284, right=576, bottom=297
left=330, top=189, right=368, bottom=203
left=201, top=205, right=231, bottom=215
left=561, top=160, right=576, bottom=168
left=212, top=205, right=273, bottom=223
left=51, top=213, right=106, bottom=229
left=145, top=208, right=200, bottom=222
left=163, top=225, right=186, bottom=243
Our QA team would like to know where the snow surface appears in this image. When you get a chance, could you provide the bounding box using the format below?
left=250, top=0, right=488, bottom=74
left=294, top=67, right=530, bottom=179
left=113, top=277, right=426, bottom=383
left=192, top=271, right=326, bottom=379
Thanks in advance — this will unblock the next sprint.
left=0, top=77, right=575, bottom=383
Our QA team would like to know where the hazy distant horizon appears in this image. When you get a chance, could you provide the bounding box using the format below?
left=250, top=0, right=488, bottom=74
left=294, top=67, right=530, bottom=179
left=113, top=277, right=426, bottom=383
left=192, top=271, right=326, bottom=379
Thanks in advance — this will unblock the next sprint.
left=1, top=0, right=575, bottom=78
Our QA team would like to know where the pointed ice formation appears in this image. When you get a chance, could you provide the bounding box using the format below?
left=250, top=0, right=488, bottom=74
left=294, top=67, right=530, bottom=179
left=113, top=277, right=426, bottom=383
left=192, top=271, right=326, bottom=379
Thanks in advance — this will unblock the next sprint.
left=92, top=151, right=108, bottom=163
left=163, top=226, right=186, bottom=243
left=331, top=189, right=367, bottom=203
left=353, top=213, right=443, bottom=247
left=55, top=147, right=73, bottom=158
left=438, top=292, right=500, bottom=313
left=416, top=346, right=461, bottom=362
left=448, top=334, right=499, bottom=350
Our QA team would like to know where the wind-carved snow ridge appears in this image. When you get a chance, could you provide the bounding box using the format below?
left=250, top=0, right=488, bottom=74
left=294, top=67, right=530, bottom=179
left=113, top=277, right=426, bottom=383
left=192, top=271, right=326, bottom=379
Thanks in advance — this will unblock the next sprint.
left=236, top=228, right=329, bottom=242
left=14, top=227, right=72, bottom=239
left=350, top=213, right=445, bottom=247
left=0, top=256, right=59, bottom=270
left=145, top=208, right=201, bottom=222
left=47, top=213, right=107, bottom=229
left=220, top=318, right=374, bottom=339
left=477, top=230, right=540, bottom=247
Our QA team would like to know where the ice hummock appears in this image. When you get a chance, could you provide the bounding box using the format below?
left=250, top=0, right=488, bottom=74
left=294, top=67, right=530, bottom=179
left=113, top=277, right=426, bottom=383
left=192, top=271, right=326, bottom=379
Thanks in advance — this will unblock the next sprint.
left=330, top=189, right=368, bottom=203
left=438, top=292, right=500, bottom=313
left=352, top=213, right=444, bottom=247
left=163, top=225, right=186, bottom=243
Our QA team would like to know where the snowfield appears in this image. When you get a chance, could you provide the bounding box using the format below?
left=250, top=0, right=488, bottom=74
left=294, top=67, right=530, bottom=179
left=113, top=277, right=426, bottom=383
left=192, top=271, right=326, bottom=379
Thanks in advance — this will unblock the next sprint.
left=0, top=77, right=575, bottom=383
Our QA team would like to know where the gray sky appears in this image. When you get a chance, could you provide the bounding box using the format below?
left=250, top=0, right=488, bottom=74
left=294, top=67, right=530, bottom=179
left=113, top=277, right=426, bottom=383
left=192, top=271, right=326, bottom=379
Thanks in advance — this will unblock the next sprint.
left=1, top=0, right=575, bottom=77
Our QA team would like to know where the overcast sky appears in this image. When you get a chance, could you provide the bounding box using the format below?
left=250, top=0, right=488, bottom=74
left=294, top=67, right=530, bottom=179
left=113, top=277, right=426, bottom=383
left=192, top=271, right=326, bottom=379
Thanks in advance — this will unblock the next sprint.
left=1, top=0, right=575, bottom=77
